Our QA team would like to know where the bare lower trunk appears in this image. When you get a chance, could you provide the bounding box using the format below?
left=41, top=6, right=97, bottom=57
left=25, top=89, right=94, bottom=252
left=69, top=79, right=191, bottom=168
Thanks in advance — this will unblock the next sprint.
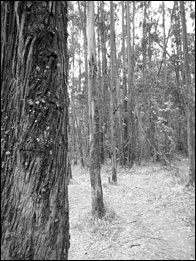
left=122, top=1, right=128, bottom=166
left=127, top=1, right=135, bottom=168
left=100, top=1, right=109, bottom=164
left=110, top=1, right=117, bottom=183
left=180, top=1, right=195, bottom=185
left=87, top=1, right=105, bottom=218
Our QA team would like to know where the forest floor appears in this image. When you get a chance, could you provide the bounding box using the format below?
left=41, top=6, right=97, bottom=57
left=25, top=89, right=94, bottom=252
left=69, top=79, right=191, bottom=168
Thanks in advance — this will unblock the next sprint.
left=68, top=156, right=195, bottom=260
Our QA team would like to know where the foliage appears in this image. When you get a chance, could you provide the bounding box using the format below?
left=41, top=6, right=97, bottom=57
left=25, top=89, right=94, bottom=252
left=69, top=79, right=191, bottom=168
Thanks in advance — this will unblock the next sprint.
left=67, top=1, right=195, bottom=169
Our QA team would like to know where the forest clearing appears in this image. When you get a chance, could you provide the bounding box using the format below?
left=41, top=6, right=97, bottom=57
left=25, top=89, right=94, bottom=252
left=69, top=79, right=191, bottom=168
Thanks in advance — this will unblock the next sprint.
left=68, top=158, right=195, bottom=260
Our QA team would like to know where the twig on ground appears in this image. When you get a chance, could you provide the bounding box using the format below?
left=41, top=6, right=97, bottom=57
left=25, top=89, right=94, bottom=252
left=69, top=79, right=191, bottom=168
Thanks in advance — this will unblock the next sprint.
left=130, top=244, right=141, bottom=248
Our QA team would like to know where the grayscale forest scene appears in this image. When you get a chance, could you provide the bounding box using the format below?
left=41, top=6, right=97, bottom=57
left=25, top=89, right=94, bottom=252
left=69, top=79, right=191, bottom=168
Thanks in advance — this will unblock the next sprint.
left=1, top=1, right=195, bottom=260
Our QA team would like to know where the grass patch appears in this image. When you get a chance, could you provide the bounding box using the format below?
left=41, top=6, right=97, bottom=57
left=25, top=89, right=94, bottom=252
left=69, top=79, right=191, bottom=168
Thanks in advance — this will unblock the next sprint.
left=76, top=201, right=121, bottom=238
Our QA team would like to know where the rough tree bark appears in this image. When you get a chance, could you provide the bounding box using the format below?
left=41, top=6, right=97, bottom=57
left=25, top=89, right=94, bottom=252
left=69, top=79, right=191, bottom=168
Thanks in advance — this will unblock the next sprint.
left=1, top=1, right=70, bottom=260
left=87, top=1, right=105, bottom=218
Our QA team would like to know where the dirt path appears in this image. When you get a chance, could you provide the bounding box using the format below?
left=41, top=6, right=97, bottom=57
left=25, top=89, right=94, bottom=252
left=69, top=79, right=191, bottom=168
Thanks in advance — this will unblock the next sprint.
left=68, top=163, right=195, bottom=260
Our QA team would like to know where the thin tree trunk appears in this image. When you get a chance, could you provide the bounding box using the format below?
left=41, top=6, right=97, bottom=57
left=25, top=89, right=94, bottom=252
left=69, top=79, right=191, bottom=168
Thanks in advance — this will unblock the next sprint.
left=73, top=105, right=85, bottom=168
left=110, top=1, right=117, bottom=183
left=142, top=1, right=147, bottom=75
left=87, top=1, right=105, bottom=218
left=113, top=14, right=123, bottom=170
left=162, top=1, right=167, bottom=86
left=127, top=1, right=134, bottom=168
left=132, top=1, right=136, bottom=162
left=77, top=1, right=88, bottom=93
left=1, top=2, right=70, bottom=259
left=72, top=43, right=77, bottom=165
left=78, top=1, right=89, bottom=161
left=78, top=39, right=85, bottom=168
left=97, top=1, right=104, bottom=165
left=180, top=1, right=195, bottom=185
left=162, top=1, right=169, bottom=156
left=100, top=0, right=109, bottom=164
left=122, top=1, right=128, bottom=166
left=174, top=1, right=181, bottom=87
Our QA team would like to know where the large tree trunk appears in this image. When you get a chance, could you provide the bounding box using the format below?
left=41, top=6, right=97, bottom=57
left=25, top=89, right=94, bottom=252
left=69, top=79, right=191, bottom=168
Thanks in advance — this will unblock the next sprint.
left=180, top=1, right=195, bottom=185
left=1, top=1, right=70, bottom=260
left=87, top=1, right=105, bottom=218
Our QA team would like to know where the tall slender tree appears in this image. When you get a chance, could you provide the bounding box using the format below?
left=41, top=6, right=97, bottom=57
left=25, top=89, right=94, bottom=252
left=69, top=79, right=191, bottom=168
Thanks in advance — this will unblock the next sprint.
left=122, top=1, right=128, bottom=166
left=142, top=1, right=148, bottom=76
left=87, top=1, right=105, bottom=218
left=100, top=0, right=109, bottom=164
left=77, top=1, right=88, bottom=98
left=71, top=20, right=78, bottom=165
left=113, top=3, right=123, bottom=171
left=127, top=1, right=135, bottom=167
left=162, top=1, right=167, bottom=86
left=180, top=1, right=195, bottom=185
left=1, top=1, right=70, bottom=259
left=110, top=1, right=117, bottom=182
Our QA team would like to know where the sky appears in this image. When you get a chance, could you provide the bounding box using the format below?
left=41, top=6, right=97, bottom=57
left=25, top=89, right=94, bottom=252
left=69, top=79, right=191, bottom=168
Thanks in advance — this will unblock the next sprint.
left=113, top=1, right=194, bottom=58
left=146, top=1, right=194, bottom=33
